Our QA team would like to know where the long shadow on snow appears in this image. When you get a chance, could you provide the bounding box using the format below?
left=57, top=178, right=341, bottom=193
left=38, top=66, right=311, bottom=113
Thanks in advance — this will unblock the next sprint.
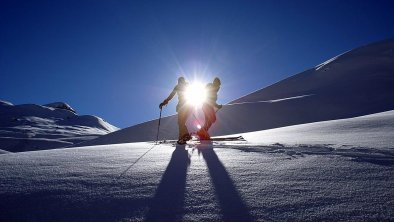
left=145, top=144, right=190, bottom=221
left=197, top=142, right=254, bottom=222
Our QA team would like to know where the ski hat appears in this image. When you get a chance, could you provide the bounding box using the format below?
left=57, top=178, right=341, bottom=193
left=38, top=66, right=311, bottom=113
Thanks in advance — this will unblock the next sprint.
left=213, top=77, right=221, bottom=86
left=178, top=77, right=186, bottom=84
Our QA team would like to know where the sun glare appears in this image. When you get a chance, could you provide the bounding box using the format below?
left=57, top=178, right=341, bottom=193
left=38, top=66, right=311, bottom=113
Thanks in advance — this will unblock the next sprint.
left=185, top=81, right=207, bottom=107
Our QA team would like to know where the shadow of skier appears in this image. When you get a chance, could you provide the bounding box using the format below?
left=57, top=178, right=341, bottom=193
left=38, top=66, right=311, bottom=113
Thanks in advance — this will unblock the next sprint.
left=198, top=142, right=254, bottom=222
left=145, top=144, right=190, bottom=221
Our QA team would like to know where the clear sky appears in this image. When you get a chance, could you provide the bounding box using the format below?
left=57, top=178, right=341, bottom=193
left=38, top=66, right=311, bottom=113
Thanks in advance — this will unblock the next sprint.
left=1, top=0, right=394, bottom=128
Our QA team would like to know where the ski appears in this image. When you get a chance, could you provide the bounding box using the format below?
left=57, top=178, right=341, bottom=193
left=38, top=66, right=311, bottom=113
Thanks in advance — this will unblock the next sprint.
left=156, top=135, right=245, bottom=146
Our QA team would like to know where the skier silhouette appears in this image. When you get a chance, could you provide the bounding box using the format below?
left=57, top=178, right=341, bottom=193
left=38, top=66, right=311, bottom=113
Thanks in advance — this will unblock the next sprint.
left=160, top=77, right=192, bottom=144
left=197, top=77, right=222, bottom=140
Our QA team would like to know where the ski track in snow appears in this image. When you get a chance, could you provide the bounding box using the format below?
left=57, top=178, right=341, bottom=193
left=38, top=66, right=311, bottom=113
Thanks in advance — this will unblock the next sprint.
left=0, top=142, right=393, bottom=221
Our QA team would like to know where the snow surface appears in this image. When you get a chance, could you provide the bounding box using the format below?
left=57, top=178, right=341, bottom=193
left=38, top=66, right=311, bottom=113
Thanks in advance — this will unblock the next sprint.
left=78, top=38, right=394, bottom=146
left=0, top=101, right=119, bottom=152
left=1, top=109, right=393, bottom=221
left=243, top=110, right=394, bottom=149
left=0, top=140, right=393, bottom=221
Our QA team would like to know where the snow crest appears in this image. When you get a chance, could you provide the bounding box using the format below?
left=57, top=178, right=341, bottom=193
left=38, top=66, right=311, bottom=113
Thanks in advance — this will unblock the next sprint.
left=44, top=102, right=76, bottom=113
left=0, top=100, right=13, bottom=106
left=0, top=101, right=119, bottom=152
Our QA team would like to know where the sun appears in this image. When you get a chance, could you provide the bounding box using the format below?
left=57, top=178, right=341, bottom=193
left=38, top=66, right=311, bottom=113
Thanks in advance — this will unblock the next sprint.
left=185, top=81, right=207, bottom=107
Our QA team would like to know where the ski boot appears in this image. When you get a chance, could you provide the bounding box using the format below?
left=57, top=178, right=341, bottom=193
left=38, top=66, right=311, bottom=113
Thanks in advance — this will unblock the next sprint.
left=177, top=139, right=187, bottom=145
left=177, top=133, right=192, bottom=145
left=197, top=129, right=211, bottom=140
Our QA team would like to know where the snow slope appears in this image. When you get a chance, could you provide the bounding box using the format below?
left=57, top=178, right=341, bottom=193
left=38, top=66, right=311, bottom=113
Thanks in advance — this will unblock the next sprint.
left=0, top=138, right=393, bottom=221
left=0, top=100, right=119, bottom=152
left=2, top=109, right=392, bottom=221
left=78, top=37, right=394, bottom=146
left=243, top=109, right=394, bottom=148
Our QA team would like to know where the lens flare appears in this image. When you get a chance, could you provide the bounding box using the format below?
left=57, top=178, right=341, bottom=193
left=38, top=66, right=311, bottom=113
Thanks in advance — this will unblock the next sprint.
left=185, top=82, right=206, bottom=107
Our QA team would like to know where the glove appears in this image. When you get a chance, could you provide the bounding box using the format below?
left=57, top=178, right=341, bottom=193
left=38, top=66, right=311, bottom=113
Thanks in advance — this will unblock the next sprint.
left=159, top=100, right=168, bottom=109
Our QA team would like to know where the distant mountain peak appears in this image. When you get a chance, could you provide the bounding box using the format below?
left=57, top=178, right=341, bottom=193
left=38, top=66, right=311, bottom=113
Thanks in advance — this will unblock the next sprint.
left=0, top=100, right=119, bottom=152
left=44, top=102, right=76, bottom=113
left=0, top=100, right=13, bottom=106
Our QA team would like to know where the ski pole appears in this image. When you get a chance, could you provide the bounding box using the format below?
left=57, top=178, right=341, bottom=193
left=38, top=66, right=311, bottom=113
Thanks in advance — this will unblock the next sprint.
left=155, top=108, right=162, bottom=144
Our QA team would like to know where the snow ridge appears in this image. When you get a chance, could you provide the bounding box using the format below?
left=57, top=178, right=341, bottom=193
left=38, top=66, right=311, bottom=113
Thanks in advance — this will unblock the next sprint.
left=0, top=101, right=119, bottom=152
left=44, top=102, right=76, bottom=113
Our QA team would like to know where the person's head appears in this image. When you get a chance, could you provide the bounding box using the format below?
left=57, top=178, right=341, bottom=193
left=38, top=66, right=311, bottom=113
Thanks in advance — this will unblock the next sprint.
left=213, top=77, right=221, bottom=87
left=178, top=77, right=186, bottom=85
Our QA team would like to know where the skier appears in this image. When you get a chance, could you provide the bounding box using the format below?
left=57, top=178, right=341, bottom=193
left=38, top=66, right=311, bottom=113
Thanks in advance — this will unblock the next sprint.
left=197, top=77, right=222, bottom=140
left=159, top=77, right=193, bottom=144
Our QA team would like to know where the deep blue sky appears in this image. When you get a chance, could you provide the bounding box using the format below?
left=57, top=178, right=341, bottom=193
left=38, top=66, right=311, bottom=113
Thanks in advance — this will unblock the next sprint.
left=1, top=0, right=394, bottom=128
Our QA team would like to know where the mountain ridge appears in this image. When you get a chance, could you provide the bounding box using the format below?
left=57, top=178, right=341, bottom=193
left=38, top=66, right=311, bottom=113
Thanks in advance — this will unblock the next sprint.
left=0, top=100, right=119, bottom=152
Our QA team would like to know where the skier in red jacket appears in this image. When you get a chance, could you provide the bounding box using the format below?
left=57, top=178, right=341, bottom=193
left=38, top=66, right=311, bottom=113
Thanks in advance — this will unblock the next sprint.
left=197, top=77, right=222, bottom=140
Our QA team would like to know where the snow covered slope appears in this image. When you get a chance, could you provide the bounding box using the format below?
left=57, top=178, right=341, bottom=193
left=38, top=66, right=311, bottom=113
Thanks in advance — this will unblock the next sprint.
left=79, top=37, right=394, bottom=146
left=242, top=110, right=394, bottom=148
left=0, top=139, right=393, bottom=221
left=0, top=100, right=119, bottom=152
